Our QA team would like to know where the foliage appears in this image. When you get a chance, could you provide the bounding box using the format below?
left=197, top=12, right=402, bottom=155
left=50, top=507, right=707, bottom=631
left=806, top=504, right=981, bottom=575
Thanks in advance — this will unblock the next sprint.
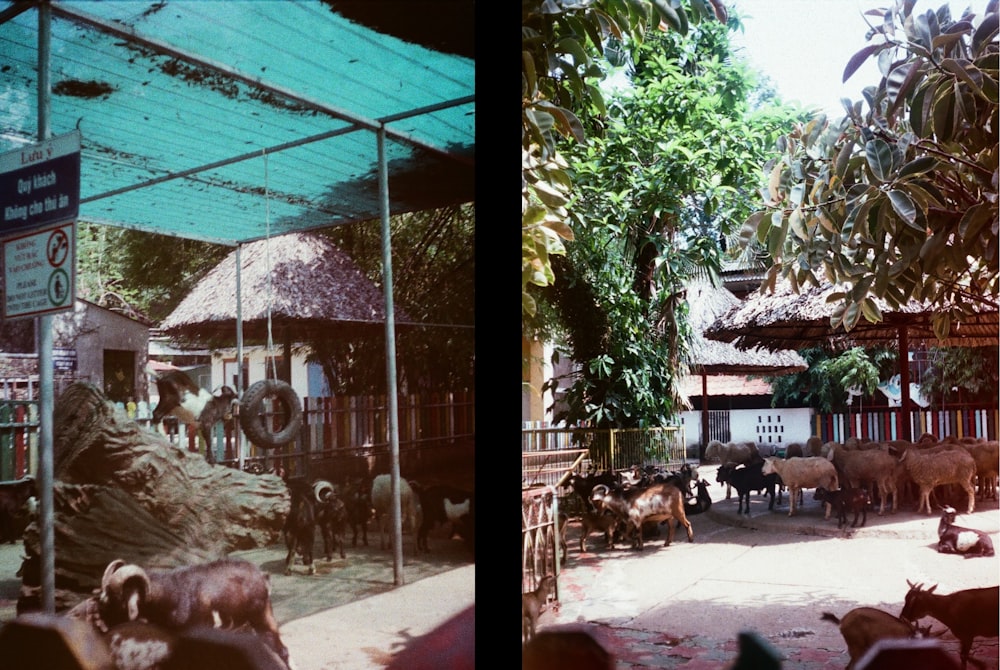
left=320, top=204, right=475, bottom=395
left=77, top=223, right=229, bottom=323
left=545, top=20, right=807, bottom=427
left=768, top=346, right=896, bottom=413
left=918, top=345, right=999, bottom=405
left=521, top=0, right=728, bottom=323
left=739, top=2, right=999, bottom=339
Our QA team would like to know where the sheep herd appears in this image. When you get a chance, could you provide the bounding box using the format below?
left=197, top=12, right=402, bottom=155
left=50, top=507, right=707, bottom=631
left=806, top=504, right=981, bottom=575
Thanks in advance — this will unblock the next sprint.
left=532, top=432, right=1000, bottom=667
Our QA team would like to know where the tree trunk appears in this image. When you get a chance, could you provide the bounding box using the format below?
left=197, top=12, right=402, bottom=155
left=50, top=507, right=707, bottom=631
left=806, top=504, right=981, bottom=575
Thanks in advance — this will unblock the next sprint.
left=19, top=382, right=289, bottom=612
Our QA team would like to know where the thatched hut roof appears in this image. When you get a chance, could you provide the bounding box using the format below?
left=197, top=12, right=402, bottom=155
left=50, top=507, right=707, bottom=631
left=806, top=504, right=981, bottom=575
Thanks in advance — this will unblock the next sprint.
left=704, top=276, right=999, bottom=351
left=159, top=232, right=410, bottom=345
left=686, top=281, right=807, bottom=375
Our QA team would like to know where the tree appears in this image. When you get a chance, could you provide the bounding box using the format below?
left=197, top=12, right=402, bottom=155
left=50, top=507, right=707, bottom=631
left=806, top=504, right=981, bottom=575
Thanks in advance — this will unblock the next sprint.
left=767, top=346, right=896, bottom=413
left=521, top=0, right=728, bottom=325
left=543, top=22, right=808, bottom=427
left=918, top=345, right=999, bottom=406
left=740, top=3, right=999, bottom=338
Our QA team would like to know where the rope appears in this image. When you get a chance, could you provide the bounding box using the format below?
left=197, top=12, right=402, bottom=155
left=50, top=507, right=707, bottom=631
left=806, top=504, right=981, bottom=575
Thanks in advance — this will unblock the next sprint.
left=263, top=148, right=277, bottom=382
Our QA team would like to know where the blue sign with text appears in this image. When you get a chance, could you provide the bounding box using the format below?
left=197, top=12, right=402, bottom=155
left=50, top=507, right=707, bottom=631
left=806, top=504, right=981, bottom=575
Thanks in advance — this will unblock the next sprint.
left=0, top=131, right=81, bottom=235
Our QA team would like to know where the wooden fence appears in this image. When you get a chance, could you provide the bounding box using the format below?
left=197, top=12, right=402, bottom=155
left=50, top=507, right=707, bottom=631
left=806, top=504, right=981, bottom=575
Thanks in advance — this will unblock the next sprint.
left=0, top=391, right=474, bottom=482
left=814, top=405, right=997, bottom=443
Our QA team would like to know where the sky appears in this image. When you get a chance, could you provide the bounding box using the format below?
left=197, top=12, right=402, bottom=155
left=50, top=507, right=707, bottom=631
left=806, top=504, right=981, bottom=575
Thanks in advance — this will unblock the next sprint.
left=729, top=0, right=994, bottom=118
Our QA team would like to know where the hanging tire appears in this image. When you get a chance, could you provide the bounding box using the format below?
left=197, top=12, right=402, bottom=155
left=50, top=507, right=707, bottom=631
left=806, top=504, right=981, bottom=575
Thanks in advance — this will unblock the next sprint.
left=239, top=380, right=303, bottom=449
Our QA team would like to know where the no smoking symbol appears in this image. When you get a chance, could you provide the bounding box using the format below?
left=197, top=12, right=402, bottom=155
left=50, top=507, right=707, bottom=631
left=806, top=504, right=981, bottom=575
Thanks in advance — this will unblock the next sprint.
left=47, top=229, right=69, bottom=267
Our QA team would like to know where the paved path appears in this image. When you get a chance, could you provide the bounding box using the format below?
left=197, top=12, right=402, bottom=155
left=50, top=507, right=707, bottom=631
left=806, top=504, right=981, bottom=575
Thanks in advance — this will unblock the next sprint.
left=538, top=464, right=1000, bottom=669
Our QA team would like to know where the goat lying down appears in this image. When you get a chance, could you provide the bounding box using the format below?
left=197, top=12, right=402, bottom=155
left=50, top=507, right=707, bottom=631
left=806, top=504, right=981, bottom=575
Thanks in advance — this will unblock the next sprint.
left=96, top=558, right=290, bottom=668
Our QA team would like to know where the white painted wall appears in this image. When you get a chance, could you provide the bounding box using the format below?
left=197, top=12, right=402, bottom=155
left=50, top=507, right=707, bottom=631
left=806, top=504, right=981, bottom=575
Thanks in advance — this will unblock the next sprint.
left=680, top=407, right=815, bottom=447
left=211, top=345, right=312, bottom=401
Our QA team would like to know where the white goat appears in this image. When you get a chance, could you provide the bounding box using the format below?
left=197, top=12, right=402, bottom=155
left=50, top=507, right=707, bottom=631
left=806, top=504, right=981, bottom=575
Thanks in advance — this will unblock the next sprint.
left=761, top=457, right=839, bottom=518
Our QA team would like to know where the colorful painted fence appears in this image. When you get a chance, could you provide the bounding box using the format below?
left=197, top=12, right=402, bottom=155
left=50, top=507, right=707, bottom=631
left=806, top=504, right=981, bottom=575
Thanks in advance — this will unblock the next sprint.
left=815, top=405, right=998, bottom=443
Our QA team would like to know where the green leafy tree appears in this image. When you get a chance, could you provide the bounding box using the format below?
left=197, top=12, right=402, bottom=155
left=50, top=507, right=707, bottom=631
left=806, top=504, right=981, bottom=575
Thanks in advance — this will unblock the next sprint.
left=918, top=345, right=999, bottom=406
left=768, top=346, right=896, bottom=413
left=740, top=2, right=999, bottom=337
left=521, top=0, right=728, bottom=325
left=545, top=21, right=807, bottom=427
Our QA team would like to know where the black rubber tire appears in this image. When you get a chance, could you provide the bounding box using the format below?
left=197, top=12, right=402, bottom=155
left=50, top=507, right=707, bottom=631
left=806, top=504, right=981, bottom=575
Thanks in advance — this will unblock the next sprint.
left=239, top=380, right=303, bottom=448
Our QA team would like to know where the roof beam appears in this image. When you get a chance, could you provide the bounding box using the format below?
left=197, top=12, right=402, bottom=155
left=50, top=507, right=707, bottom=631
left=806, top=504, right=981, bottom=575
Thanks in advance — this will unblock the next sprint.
left=48, top=2, right=471, bottom=164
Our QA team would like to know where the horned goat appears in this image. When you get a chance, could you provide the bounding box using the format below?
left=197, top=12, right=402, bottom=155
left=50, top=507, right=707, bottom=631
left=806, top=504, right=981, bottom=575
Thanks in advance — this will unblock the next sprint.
left=900, top=581, right=999, bottom=669
left=97, top=558, right=290, bottom=667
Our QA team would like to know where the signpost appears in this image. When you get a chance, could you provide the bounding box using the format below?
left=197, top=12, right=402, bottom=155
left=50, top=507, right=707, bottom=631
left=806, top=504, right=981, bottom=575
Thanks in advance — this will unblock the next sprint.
left=3, top=221, right=75, bottom=319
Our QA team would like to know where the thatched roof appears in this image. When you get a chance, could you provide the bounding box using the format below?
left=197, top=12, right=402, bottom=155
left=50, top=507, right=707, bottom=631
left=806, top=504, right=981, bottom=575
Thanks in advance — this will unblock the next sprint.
left=159, top=232, right=410, bottom=345
left=704, top=276, right=999, bottom=351
left=686, top=281, right=807, bottom=375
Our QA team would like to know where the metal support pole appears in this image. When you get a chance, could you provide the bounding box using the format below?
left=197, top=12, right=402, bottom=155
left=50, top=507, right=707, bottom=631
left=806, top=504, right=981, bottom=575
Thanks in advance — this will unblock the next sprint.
left=377, top=126, right=403, bottom=585
left=236, top=243, right=244, bottom=472
left=37, top=0, right=56, bottom=614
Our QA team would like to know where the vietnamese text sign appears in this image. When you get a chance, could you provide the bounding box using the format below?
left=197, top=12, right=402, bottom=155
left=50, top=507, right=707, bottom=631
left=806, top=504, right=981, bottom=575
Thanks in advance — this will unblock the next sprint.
left=3, top=222, right=75, bottom=319
left=0, top=131, right=81, bottom=235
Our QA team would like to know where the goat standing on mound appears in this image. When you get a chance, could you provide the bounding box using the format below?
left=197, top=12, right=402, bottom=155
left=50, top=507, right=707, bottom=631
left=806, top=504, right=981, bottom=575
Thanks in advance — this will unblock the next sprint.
left=150, top=369, right=237, bottom=464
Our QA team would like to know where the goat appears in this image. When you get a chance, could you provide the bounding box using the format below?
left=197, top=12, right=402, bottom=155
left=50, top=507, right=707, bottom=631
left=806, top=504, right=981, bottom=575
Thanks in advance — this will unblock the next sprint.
left=592, top=481, right=693, bottom=550
left=898, top=447, right=977, bottom=514
left=761, top=456, right=839, bottom=518
left=412, top=482, right=474, bottom=552
left=683, top=478, right=712, bottom=515
left=0, top=476, right=36, bottom=543
left=313, top=479, right=347, bottom=561
left=704, top=440, right=757, bottom=499
left=937, top=505, right=995, bottom=558
left=578, top=508, right=619, bottom=553
left=563, top=471, right=618, bottom=512
left=715, top=460, right=779, bottom=514
left=98, top=557, right=290, bottom=668
left=283, top=478, right=317, bottom=575
left=900, top=580, right=1000, bottom=669
left=150, top=370, right=237, bottom=464
left=814, top=486, right=870, bottom=528
left=342, top=476, right=373, bottom=547
left=821, top=607, right=930, bottom=670
left=522, top=574, right=555, bottom=644
left=370, top=473, right=421, bottom=556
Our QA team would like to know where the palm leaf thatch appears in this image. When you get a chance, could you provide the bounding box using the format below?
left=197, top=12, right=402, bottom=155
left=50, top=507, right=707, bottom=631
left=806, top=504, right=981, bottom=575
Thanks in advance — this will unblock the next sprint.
left=159, top=232, right=410, bottom=346
left=686, top=280, right=807, bottom=375
left=704, top=277, right=999, bottom=352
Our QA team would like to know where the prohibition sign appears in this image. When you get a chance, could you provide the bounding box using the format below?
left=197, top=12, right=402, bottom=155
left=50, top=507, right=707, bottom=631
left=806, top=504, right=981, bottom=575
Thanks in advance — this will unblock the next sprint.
left=48, top=268, right=70, bottom=306
left=48, top=228, right=69, bottom=267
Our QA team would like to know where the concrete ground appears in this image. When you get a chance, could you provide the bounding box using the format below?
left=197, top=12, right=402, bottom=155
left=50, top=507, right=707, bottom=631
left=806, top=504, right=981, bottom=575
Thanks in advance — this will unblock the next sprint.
left=537, top=464, right=1000, bottom=669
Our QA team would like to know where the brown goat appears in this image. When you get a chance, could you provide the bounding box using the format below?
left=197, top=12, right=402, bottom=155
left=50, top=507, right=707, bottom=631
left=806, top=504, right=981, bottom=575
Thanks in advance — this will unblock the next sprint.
left=821, top=607, right=928, bottom=670
left=522, top=574, right=556, bottom=644
left=900, top=581, right=999, bottom=669
left=624, top=481, right=694, bottom=550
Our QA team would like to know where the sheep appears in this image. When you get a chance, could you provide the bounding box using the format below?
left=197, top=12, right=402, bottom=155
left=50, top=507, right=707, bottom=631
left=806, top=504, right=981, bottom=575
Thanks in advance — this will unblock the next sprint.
left=813, top=486, right=870, bottom=528
left=522, top=574, right=555, bottom=644
left=370, top=473, right=421, bottom=556
left=897, top=447, right=977, bottom=514
left=900, top=581, right=1000, bottom=669
left=704, top=440, right=757, bottom=498
left=715, top=460, right=779, bottom=514
left=761, top=456, right=839, bottom=518
left=804, top=436, right=824, bottom=456
left=97, top=557, right=290, bottom=668
left=936, top=505, right=995, bottom=558
left=962, top=440, right=999, bottom=501
left=825, top=444, right=899, bottom=515
left=821, top=607, right=930, bottom=670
